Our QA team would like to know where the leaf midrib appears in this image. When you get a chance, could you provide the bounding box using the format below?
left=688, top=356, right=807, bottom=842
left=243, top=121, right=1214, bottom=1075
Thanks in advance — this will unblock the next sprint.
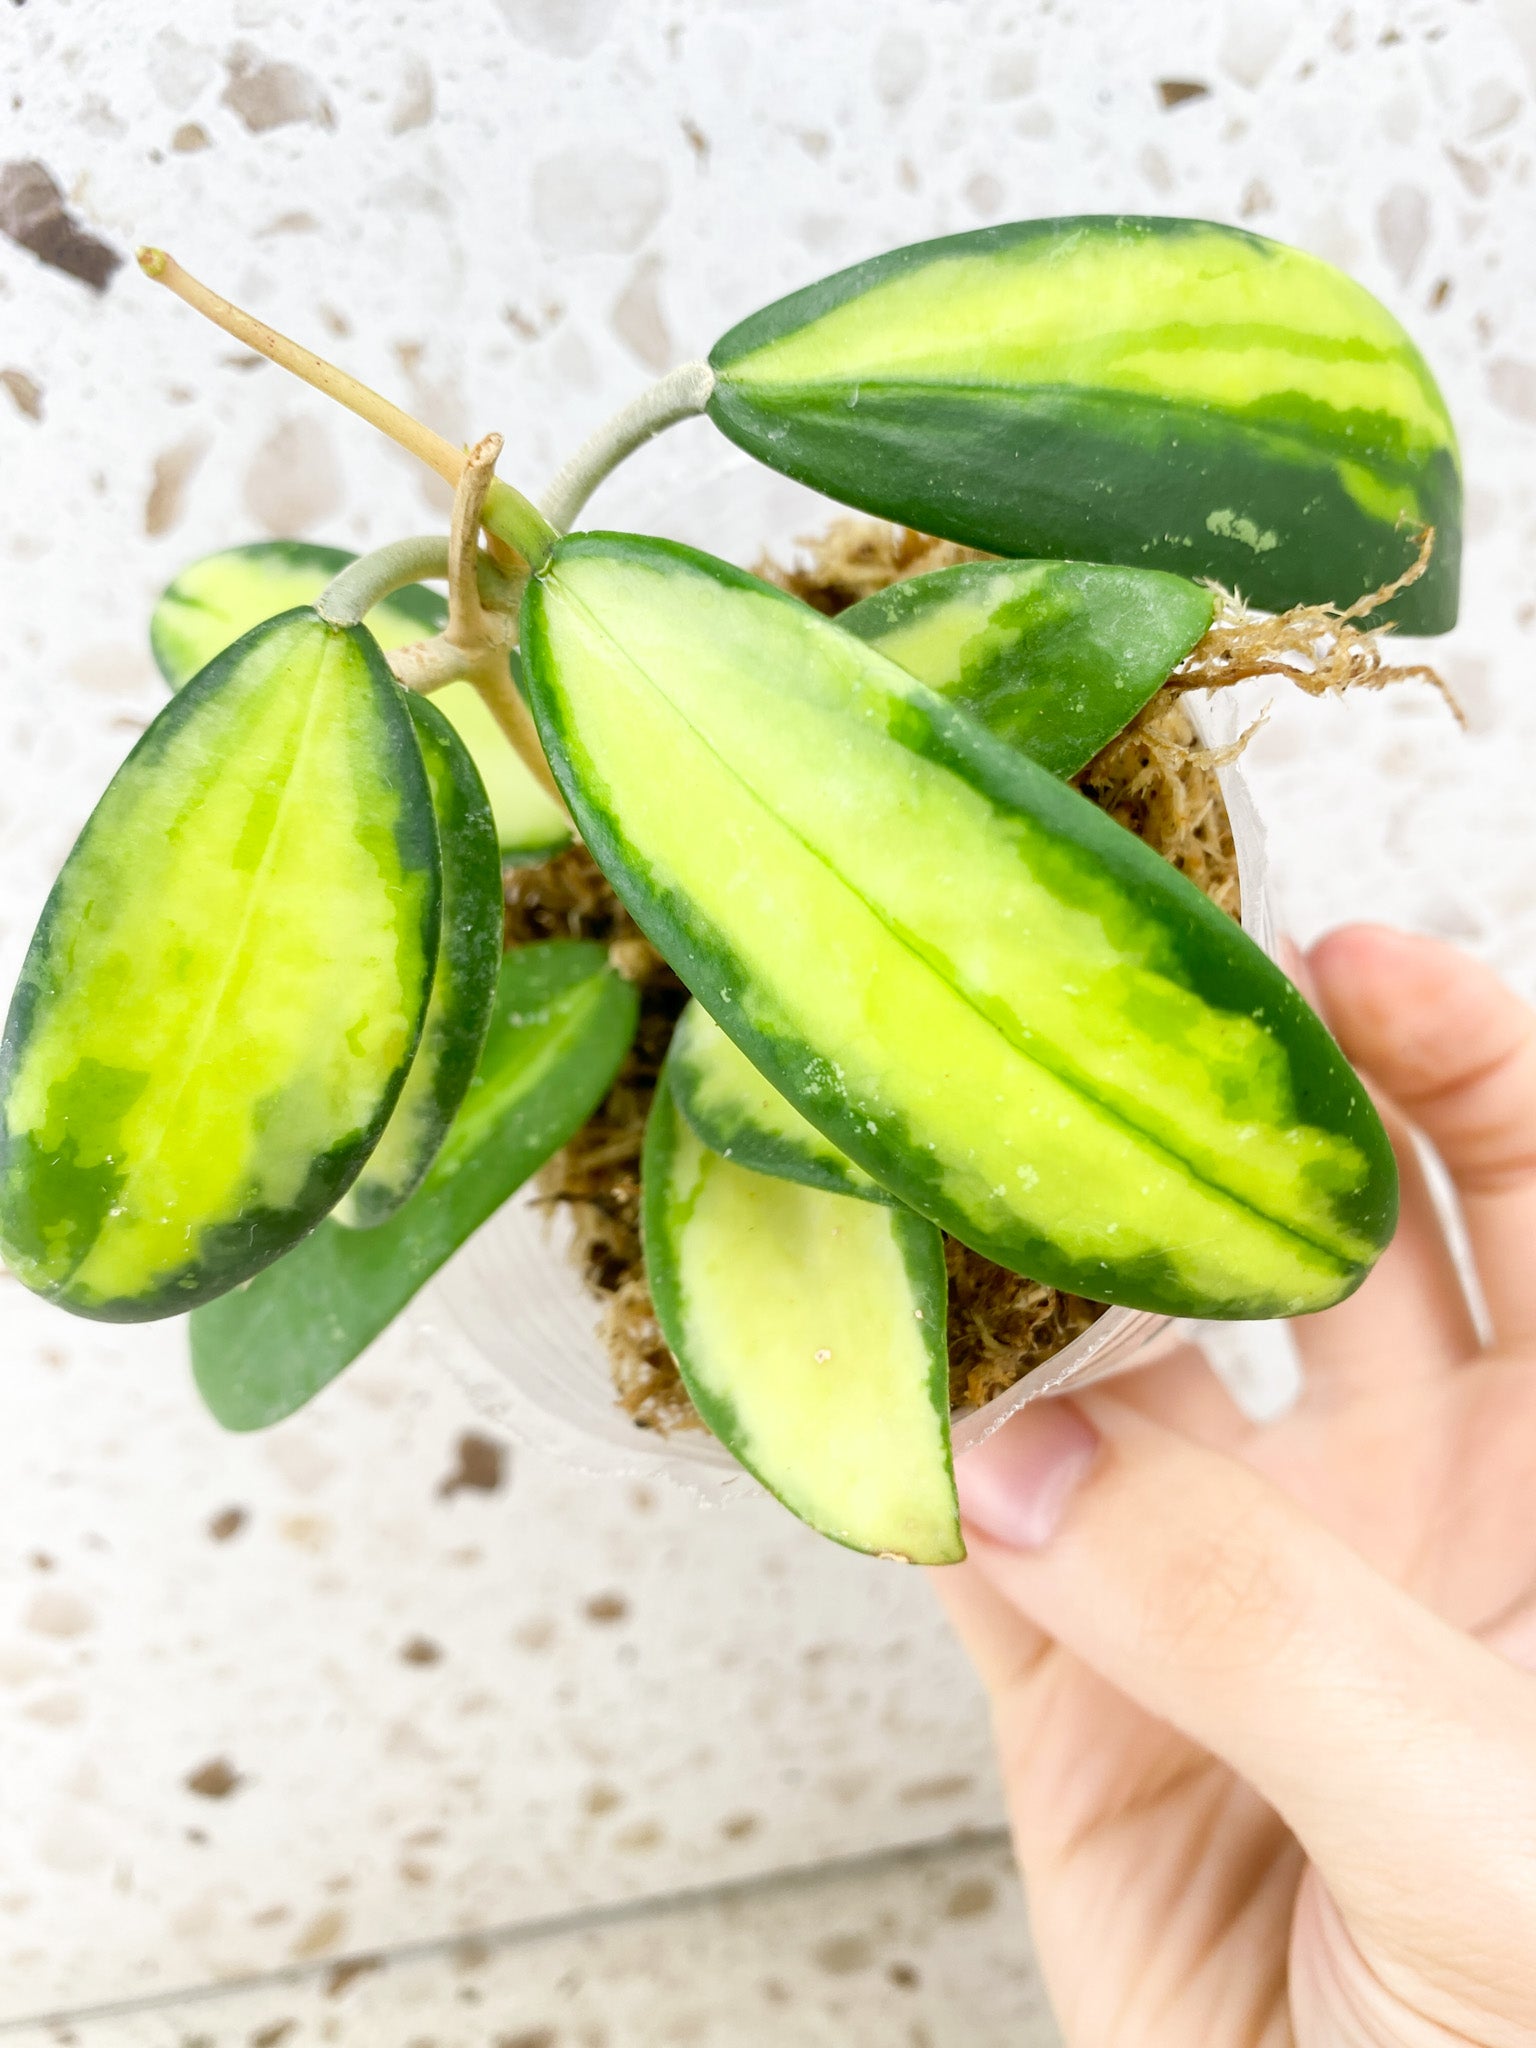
left=103, top=631, right=338, bottom=1245
left=427, top=971, right=607, bottom=1184
left=719, top=372, right=1439, bottom=473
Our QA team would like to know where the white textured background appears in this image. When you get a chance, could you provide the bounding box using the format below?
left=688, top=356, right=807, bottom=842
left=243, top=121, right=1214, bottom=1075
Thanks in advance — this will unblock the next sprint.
left=2, top=0, right=1534, bottom=2040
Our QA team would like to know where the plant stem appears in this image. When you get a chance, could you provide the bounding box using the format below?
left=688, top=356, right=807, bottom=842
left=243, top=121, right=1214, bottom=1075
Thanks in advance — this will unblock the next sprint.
left=446, top=434, right=502, bottom=652
left=316, top=538, right=523, bottom=629
left=311, top=444, right=567, bottom=814
left=540, top=360, right=716, bottom=532
left=316, top=537, right=451, bottom=628
left=468, top=649, right=569, bottom=814
left=136, top=248, right=559, bottom=572
left=482, top=477, right=559, bottom=573
left=448, top=437, right=568, bottom=813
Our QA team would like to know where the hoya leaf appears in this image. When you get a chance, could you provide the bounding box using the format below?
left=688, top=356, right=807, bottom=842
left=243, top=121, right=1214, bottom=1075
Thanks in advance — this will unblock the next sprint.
left=668, top=998, right=890, bottom=1204
left=0, top=611, right=439, bottom=1320
left=522, top=533, right=1398, bottom=1322
left=150, top=541, right=441, bottom=688
left=191, top=940, right=639, bottom=1429
left=839, top=559, right=1214, bottom=778
left=708, top=216, right=1461, bottom=633
left=334, top=693, right=503, bottom=1228
left=150, top=541, right=571, bottom=862
left=643, top=1068, right=961, bottom=1564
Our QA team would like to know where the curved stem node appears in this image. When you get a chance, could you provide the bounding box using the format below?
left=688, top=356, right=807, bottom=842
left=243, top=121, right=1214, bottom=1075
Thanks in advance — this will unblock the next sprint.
left=540, top=361, right=716, bottom=532
left=317, top=536, right=450, bottom=629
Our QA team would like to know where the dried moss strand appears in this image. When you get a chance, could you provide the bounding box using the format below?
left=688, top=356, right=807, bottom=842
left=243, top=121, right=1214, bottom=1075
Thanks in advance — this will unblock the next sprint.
left=1337, top=522, right=1434, bottom=622
left=1170, top=530, right=1461, bottom=727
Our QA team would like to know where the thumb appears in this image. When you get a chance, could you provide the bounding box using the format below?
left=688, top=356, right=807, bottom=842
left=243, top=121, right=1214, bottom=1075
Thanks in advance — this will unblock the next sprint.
left=956, top=1395, right=1536, bottom=1967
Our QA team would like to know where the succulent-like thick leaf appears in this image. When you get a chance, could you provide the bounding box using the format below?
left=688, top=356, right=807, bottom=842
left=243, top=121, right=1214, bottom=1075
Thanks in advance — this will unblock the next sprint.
left=151, top=541, right=571, bottom=861
left=191, top=940, right=639, bottom=1429
left=673, top=565, right=1211, bottom=1197
left=335, top=693, right=503, bottom=1228
left=0, top=612, right=440, bottom=1321
left=708, top=216, right=1461, bottom=633
left=643, top=1068, right=961, bottom=1564
left=840, top=560, right=1214, bottom=778
left=668, top=999, right=889, bottom=1204
left=522, top=533, right=1397, bottom=1320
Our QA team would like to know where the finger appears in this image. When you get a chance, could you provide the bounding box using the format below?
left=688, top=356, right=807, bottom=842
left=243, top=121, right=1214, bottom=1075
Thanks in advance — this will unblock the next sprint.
left=956, top=1392, right=1536, bottom=1962
left=938, top=1366, right=1246, bottom=1734
left=1310, top=924, right=1536, bottom=1346
left=1098, top=1338, right=1252, bottom=1450
left=929, top=1551, right=1052, bottom=1698
left=934, top=1399, right=1094, bottom=1691
left=1290, top=1103, right=1479, bottom=1393
left=935, top=1551, right=1217, bottom=1885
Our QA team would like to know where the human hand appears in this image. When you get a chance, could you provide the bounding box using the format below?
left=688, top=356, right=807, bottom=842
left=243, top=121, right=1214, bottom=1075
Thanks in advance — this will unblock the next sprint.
left=935, top=925, right=1536, bottom=2047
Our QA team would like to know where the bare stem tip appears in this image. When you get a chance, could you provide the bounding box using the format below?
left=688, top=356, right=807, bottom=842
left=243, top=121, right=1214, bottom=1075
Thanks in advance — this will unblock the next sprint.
left=136, top=246, right=168, bottom=279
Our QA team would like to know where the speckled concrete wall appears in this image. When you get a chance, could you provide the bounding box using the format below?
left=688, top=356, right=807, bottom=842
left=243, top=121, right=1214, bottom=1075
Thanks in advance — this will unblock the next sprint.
left=1, top=0, right=1534, bottom=2038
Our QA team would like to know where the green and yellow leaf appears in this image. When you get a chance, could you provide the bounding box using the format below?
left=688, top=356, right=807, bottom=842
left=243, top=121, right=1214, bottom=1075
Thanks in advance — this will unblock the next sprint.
left=192, top=940, right=639, bottom=1429
left=522, top=533, right=1397, bottom=1321
left=708, top=216, right=1461, bottom=632
left=150, top=540, right=441, bottom=688
left=0, top=611, right=439, bottom=1320
left=643, top=1067, right=961, bottom=1564
left=667, top=998, right=889, bottom=1203
left=840, top=559, right=1214, bottom=777
left=150, top=541, right=571, bottom=862
left=335, top=692, right=504, bottom=1228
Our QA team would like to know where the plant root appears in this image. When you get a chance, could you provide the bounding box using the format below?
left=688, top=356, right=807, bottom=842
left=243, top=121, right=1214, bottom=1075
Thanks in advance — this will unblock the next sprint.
left=1170, top=528, right=1461, bottom=726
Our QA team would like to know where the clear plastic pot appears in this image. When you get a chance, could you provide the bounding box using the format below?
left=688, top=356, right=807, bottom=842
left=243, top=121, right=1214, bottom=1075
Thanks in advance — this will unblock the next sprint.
left=416, top=443, right=1282, bottom=1497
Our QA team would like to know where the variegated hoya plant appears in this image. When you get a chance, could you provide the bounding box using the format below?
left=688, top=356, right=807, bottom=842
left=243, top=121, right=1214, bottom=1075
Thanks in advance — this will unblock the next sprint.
left=0, top=218, right=1461, bottom=1565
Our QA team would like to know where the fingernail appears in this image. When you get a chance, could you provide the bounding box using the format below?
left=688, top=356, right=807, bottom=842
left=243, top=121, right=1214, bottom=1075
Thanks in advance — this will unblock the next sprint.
left=956, top=1399, right=1100, bottom=1551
